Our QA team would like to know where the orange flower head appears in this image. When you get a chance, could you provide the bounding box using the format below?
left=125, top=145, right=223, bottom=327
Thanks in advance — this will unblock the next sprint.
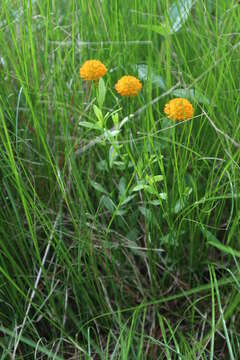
left=115, top=75, right=142, bottom=97
left=164, top=98, right=194, bottom=121
left=80, top=60, right=107, bottom=81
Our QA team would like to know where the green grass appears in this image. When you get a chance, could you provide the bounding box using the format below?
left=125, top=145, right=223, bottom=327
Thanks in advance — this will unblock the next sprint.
left=0, top=0, right=240, bottom=358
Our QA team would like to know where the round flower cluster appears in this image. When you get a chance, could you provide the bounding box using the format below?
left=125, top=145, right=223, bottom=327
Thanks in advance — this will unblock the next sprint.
left=164, top=98, right=194, bottom=121
left=115, top=75, right=142, bottom=97
left=80, top=60, right=107, bottom=81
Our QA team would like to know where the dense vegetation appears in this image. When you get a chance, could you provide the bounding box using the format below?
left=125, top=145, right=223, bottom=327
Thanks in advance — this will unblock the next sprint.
left=0, top=0, right=240, bottom=358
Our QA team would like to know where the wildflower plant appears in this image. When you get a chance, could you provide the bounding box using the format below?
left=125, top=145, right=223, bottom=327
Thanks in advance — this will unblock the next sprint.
left=78, top=77, right=121, bottom=151
left=164, top=97, right=194, bottom=121
left=115, top=75, right=142, bottom=97
left=80, top=59, right=107, bottom=81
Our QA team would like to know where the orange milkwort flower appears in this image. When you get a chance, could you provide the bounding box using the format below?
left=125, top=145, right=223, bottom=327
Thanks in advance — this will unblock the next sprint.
left=80, top=60, right=107, bottom=81
left=164, top=98, right=194, bottom=121
left=115, top=75, right=142, bottom=97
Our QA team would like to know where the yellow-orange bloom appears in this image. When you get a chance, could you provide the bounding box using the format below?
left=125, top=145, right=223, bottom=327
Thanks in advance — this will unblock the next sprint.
left=80, top=60, right=107, bottom=81
left=164, top=98, right=194, bottom=121
left=115, top=76, right=142, bottom=97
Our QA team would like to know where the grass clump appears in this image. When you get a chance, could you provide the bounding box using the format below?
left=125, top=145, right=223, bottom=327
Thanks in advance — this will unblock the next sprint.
left=0, top=0, right=240, bottom=358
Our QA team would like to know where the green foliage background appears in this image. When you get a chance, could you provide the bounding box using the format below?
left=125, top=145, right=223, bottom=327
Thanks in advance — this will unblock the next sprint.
left=0, top=0, right=240, bottom=358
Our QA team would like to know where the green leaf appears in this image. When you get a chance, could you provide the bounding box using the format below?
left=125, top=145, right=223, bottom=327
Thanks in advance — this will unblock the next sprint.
left=90, top=181, right=108, bottom=195
left=104, top=129, right=120, bottom=140
left=109, top=145, right=118, bottom=168
left=97, top=78, right=106, bottom=108
left=149, top=200, right=162, bottom=206
left=121, top=194, right=136, bottom=206
left=139, top=206, right=153, bottom=222
left=144, top=185, right=158, bottom=195
left=160, top=231, right=184, bottom=246
left=101, top=195, right=116, bottom=214
left=136, top=64, right=166, bottom=90
left=78, top=121, right=100, bottom=130
left=173, top=199, right=185, bottom=214
left=116, top=209, right=127, bottom=216
left=132, top=181, right=146, bottom=192
left=148, top=175, right=164, bottom=183
left=93, top=105, right=104, bottom=126
left=118, top=177, right=126, bottom=198
left=132, top=176, right=164, bottom=197
left=140, top=0, right=194, bottom=36
left=112, top=113, right=119, bottom=126
left=148, top=195, right=167, bottom=206
left=194, top=89, right=210, bottom=105
left=112, top=161, right=125, bottom=170
left=168, top=0, right=194, bottom=34
left=97, top=160, right=108, bottom=172
left=138, top=24, right=169, bottom=37
left=159, top=193, right=167, bottom=200
left=132, top=184, right=145, bottom=192
left=126, top=228, right=139, bottom=242
left=202, top=226, right=240, bottom=258
left=173, top=187, right=192, bottom=214
left=100, top=195, right=126, bottom=216
left=172, top=88, right=210, bottom=105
